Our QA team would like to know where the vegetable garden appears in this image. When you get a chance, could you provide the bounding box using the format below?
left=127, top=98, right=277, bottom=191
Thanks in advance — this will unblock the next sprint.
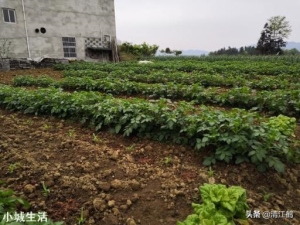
left=0, top=57, right=299, bottom=225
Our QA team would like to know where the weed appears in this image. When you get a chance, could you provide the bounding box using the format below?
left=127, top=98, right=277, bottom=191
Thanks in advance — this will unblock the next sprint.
left=92, top=133, right=102, bottom=143
left=262, top=191, right=273, bottom=202
left=41, top=181, right=50, bottom=197
left=163, top=156, right=172, bottom=165
left=42, top=123, right=51, bottom=130
left=68, top=129, right=76, bottom=138
left=77, top=207, right=86, bottom=225
left=207, top=166, right=214, bottom=177
left=126, top=144, right=135, bottom=152
left=25, top=119, right=33, bottom=125
left=7, top=163, right=19, bottom=174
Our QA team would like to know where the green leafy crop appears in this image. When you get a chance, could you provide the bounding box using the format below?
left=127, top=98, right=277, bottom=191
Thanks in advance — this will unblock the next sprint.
left=177, top=184, right=249, bottom=225
left=0, top=85, right=297, bottom=172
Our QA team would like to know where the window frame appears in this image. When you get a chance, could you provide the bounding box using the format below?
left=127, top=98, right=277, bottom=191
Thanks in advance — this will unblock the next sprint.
left=2, top=8, right=16, bottom=24
left=62, top=37, right=77, bottom=58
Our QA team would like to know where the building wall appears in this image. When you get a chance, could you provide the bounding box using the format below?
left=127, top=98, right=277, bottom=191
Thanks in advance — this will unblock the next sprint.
left=0, top=0, right=28, bottom=58
left=0, top=0, right=116, bottom=60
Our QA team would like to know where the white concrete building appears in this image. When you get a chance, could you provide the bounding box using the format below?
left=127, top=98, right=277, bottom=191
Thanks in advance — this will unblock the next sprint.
left=0, top=0, right=116, bottom=61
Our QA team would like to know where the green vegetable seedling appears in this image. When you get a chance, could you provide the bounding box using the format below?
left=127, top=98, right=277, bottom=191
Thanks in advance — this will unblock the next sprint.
left=92, top=133, right=102, bottom=143
left=68, top=129, right=76, bottom=138
left=163, top=156, right=172, bottom=165
left=207, top=166, right=214, bottom=177
left=8, top=163, right=19, bottom=174
left=126, top=144, right=135, bottom=152
left=41, top=181, right=50, bottom=197
left=77, top=207, right=86, bottom=225
left=42, top=123, right=51, bottom=130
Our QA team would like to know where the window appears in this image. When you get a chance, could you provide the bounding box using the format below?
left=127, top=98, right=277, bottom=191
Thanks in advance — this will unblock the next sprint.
left=62, top=37, right=77, bottom=58
left=2, top=8, right=16, bottom=23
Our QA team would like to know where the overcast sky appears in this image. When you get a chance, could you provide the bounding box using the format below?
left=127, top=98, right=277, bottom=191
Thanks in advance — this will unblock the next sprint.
left=114, top=0, right=300, bottom=51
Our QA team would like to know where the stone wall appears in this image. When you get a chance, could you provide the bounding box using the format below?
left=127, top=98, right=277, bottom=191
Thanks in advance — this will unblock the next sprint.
left=0, top=58, right=69, bottom=71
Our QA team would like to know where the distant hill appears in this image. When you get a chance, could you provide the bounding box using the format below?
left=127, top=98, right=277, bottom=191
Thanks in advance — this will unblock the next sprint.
left=285, top=42, right=300, bottom=50
left=156, top=42, right=300, bottom=57
left=181, top=50, right=209, bottom=56
left=156, top=49, right=209, bottom=56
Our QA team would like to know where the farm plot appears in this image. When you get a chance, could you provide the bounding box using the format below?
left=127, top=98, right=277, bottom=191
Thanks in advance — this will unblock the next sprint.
left=12, top=75, right=300, bottom=117
left=0, top=58, right=300, bottom=225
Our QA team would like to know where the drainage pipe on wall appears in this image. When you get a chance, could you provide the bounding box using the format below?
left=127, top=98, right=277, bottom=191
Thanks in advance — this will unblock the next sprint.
left=21, top=0, right=31, bottom=58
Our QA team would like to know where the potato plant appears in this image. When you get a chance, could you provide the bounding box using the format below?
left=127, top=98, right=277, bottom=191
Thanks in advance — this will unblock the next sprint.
left=13, top=75, right=300, bottom=118
left=0, top=85, right=298, bottom=172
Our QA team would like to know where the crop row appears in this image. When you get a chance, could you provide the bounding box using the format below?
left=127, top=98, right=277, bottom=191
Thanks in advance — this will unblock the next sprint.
left=54, top=60, right=300, bottom=75
left=62, top=69, right=300, bottom=90
left=0, top=84, right=298, bottom=172
left=152, top=55, right=300, bottom=63
left=13, top=75, right=300, bottom=118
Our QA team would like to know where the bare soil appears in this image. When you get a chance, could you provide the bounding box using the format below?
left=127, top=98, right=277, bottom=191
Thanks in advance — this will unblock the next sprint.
left=0, top=69, right=300, bottom=225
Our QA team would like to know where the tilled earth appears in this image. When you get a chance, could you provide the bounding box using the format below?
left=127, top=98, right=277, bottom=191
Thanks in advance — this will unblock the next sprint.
left=0, top=69, right=300, bottom=225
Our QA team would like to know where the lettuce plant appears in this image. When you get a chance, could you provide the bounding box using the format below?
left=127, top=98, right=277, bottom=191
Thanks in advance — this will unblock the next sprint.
left=177, top=184, right=249, bottom=225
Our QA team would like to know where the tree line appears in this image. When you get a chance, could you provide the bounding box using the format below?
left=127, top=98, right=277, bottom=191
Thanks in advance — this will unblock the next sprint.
left=118, top=15, right=298, bottom=59
left=210, top=16, right=299, bottom=56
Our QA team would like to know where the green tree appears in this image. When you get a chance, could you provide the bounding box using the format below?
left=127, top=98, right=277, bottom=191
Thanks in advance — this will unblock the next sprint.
left=268, top=16, right=292, bottom=40
left=161, top=47, right=182, bottom=56
left=119, top=42, right=159, bottom=60
left=257, top=16, right=292, bottom=55
left=239, top=47, right=245, bottom=54
left=284, top=48, right=300, bottom=55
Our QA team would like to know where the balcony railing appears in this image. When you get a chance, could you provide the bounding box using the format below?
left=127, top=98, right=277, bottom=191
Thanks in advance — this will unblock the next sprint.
left=85, top=35, right=111, bottom=50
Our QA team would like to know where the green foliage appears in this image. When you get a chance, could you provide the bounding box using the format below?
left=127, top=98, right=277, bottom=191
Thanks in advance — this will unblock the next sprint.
left=268, top=16, right=292, bottom=39
left=7, top=164, right=19, bottom=174
left=68, top=129, right=76, bottom=138
left=177, top=184, right=249, bottom=225
left=207, top=167, right=214, bottom=177
left=209, top=46, right=259, bottom=56
left=77, top=208, right=85, bottom=225
left=41, top=182, right=50, bottom=198
left=92, top=133, right=102, bottom=143
left=13, top=75, right=300, bottom=118
left=163, top=157, right=172, bottom=165
left=262, top=192, right=273, bottom=202
left=0, top=85, right=297, bottom=172
left=119, top=42, right=159, bottom=59
left=42, top=124, right=51, bottom=130
left=126, top=144, right=135, bottom=152
left=54, top=59, right=300, bottom=76
left=0, top=183, right=30, bottom=216
left=161, top=47, right=182, bottom=56
left=284, top=48, right=300, bottom=56
left=257, top=16, right=291, bottom=55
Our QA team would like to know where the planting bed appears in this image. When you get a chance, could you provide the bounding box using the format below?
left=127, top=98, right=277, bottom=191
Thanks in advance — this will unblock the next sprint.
left=1, top=59, right=300, bottom=225
left=0, top=109, right=299, bottom=225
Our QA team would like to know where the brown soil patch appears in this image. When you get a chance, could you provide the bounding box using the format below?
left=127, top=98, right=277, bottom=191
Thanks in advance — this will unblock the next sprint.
left=0, top=68, right=63, bottom=85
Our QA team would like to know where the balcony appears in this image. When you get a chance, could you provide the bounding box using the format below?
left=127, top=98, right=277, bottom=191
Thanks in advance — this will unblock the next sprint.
left=85, top=35, right=111, bottom=50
